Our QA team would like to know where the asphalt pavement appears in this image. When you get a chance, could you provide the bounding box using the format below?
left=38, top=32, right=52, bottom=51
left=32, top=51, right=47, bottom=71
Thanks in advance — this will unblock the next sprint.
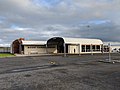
left=0, top=53, right=120, bottom=90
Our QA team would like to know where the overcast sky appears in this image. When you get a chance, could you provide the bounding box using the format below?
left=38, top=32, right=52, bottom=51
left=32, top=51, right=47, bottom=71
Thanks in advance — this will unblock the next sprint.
left=0, top=0, right=120, bottom=46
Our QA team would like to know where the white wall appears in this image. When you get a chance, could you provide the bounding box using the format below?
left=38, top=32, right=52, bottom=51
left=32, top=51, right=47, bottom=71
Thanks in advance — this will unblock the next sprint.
left=68, top=45, right=79, bottom=54
left=47, top=48, right=57, bottom=53
left=24, top=45, right=57, bottom=55
left=24, top=46, right=46, bottom=55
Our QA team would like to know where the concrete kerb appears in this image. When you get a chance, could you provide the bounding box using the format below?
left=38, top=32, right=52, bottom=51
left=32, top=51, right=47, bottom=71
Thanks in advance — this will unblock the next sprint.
left=15, top=54, right=57, bottom=57
left=15, top=53, right=81, bottom=57
left=0, top=54, right=55, bottom=59
left=0, top=53, right=79, bottom=58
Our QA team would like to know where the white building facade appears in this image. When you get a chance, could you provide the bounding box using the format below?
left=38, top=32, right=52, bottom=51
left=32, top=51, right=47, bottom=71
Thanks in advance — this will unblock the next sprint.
left=11, top=37, right=104, bottom=55
left=47, top=37, right=103, bottom=55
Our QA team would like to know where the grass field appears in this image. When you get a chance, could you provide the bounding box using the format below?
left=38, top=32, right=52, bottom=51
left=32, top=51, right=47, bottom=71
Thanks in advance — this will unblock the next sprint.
left=0, top=53, right=15, bottom=58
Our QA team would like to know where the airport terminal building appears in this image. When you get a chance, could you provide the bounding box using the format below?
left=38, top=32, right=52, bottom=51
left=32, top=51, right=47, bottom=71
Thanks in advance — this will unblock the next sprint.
left=11, top=37, right=104, bottom=55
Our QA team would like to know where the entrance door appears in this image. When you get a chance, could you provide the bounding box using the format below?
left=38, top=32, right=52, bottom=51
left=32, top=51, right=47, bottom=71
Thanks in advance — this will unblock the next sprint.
left=68, top=45, right=78, bottom=54
left=57, top=45, right=64, bottom=53
left=57, top=44, right=68, bottom=53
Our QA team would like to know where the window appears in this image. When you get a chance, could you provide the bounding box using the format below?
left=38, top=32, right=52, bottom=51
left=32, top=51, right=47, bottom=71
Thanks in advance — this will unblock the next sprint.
left=96, top=45, right=100, bottom=51
left=92, top=45, right=95, bottom=51
left=86, top=45, right=90, bottom=52
left=82, top=45, right=85, bottom=52
left=37, top=45, right=46, bottom=48
left=82, top=45, right=101, bottom=52
left=27, top=46, right=36, bottom=48
left=103, top=45, right=109, bottom=52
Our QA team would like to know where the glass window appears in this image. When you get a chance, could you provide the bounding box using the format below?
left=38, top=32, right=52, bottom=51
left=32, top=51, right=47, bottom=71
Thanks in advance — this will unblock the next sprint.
left=92, top=45, right=95, bottom=51
left=82, top=45, right=85, bottom=52
left=86, top=45, right=90, bottom=52
left=96, top=45, right=100, bottom=51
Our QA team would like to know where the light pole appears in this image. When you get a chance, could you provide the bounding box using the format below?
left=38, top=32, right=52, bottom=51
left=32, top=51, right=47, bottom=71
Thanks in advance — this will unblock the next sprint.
left=64, top=43, right=66, bottom=57
left=108, top=43, right=111, bottom=62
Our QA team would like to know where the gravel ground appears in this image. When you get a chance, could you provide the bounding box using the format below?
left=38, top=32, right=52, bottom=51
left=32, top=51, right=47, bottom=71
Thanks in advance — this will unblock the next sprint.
left=0, top=53, right=120, bottom=90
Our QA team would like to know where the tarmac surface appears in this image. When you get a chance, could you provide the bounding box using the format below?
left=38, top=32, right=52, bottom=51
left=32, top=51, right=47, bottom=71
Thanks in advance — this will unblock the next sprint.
left=0, top=53, right=120, bottom=90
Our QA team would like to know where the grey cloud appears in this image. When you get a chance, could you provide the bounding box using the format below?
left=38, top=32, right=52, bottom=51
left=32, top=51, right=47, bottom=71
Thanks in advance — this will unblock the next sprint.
left=0, top=0, right=120, bottom=46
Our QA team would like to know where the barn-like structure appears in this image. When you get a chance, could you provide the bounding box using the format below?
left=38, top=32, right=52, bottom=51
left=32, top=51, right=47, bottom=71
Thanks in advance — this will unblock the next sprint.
left=11, top=38, right=57, bottom=55
left=11, top=37, right=104, bottom=55
left=47, top=37, right=103, bottom=55
left=11, top=38, right=47, bottom=55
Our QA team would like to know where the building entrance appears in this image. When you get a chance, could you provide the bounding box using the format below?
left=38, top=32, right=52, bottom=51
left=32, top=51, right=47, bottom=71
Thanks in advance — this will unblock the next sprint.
left=47, top=37, right=68, bottom=53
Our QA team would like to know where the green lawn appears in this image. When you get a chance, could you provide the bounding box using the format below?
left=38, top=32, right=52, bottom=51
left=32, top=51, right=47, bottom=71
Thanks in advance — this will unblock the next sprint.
left=0, top=53, right=15, bottom=58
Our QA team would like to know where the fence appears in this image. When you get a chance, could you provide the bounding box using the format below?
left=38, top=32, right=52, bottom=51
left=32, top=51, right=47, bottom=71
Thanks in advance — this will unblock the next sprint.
left=0, top=47, right=10, bottom=53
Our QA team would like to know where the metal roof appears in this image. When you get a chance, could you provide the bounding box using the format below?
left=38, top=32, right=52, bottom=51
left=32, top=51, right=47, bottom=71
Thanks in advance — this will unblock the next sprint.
left=21, top=40, right=46, bottom=45
left=47, top=37, right=103, bottom=45
left=63, top=37, right=103, bottom=44
left=21, top=37, right=103, bottom=45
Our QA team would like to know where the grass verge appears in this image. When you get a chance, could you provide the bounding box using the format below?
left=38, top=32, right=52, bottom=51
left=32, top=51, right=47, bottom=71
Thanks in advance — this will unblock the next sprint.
left=0, top=53, right=15, bottom=58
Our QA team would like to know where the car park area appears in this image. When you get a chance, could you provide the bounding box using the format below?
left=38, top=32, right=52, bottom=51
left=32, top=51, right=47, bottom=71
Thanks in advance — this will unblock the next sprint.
left=0, top=53, right=120, bottom=90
